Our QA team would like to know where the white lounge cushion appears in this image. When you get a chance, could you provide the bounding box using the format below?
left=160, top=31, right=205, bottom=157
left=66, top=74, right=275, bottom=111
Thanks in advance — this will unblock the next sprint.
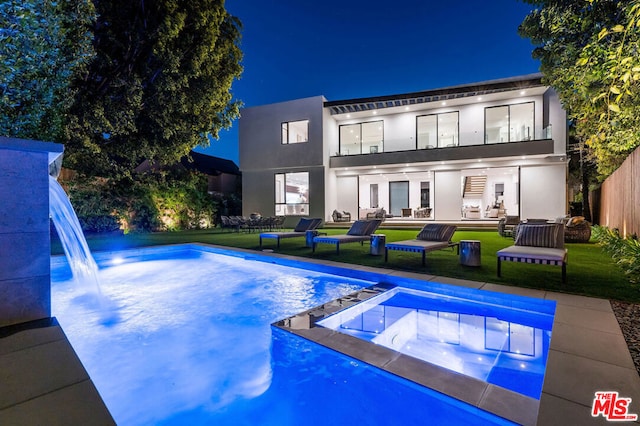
left=497, top=245, right=567, bottom=262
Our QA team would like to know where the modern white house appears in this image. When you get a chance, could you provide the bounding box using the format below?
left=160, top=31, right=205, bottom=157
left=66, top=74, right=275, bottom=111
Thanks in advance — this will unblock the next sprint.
left=239, top=74, right=568, bottom=224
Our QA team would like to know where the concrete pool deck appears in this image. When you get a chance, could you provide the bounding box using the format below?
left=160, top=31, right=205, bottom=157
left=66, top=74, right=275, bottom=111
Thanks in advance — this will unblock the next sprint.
left=1, top=244, right=639, bottom=425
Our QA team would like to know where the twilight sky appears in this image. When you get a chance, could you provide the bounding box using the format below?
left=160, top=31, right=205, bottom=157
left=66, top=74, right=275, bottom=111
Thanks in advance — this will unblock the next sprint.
left=197, top=0, right=541, bottom=164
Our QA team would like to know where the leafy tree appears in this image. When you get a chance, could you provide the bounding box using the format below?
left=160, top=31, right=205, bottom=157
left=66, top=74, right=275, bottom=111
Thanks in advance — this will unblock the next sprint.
left=64, top=0, right=243, bottom=178
left=0, top=0, right=95, bottom=141
left=519, top=0, right=640, bottom=178
left=577, top=0, right=640, bottom=177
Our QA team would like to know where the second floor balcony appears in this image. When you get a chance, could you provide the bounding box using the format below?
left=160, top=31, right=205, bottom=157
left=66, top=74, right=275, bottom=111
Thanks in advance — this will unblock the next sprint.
left=329, top=126, right=557, bottom=169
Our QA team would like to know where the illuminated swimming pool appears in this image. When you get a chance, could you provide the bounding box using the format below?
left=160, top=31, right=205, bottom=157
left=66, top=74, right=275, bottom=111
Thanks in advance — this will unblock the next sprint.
left=51, top=244, right=547, bottom=425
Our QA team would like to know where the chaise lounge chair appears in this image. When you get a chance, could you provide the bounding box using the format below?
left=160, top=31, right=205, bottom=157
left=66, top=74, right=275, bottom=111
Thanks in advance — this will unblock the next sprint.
left=497, top=222, right=568, bottom=283
left=384, top=223, right=458, bottom=266
left=312, top=219, right=382, bottom=254
left=259, top=217, right=322, bottom=249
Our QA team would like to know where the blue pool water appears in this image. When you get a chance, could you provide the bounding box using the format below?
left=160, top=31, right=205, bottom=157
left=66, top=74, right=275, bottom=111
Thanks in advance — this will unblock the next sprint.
left=50, top=244, right=546, bottom=425
left=318, top=286, right=554, bottom=399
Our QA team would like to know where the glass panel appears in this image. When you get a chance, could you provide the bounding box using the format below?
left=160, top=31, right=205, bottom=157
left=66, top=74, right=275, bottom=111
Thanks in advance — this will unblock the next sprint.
left=275, top=174, right=285, bottom=203
left=510, top=324, right=535, bottom=356
left=287, top=120, right=309, bottom=143
left=438, top=112, right=458, bottom=148
left=485, top=106, right=509, bottom=144
left=510, top=103, right=534, bottom=141
left=362, top=121, right=383, bottom=154
left=417, top=115, right=437, bottom=149
left=370, top=184, right=379, bottom=208
left=275, top=172, right=309, bottom=216
left=420, top=181, right=430, bottom=208
left=389, top=181, right=409, bottom=217
left=284, top=172, right=309, bottom=204
left=339, top=124, right=360, bottom=155
left=281, top=123, right=288, bottom=144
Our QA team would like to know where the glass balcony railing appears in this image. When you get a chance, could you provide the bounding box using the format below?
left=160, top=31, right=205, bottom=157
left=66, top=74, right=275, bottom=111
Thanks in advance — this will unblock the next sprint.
left=331, top=126, right=553, bottom=157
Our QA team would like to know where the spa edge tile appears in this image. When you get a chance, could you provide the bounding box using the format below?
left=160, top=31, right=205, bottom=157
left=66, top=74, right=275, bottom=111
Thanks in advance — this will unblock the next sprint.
left=479, top=384, right=539, bottom=426
left=384, top=353, right=488, bottom=408
left=315, top=332, right=399, bottom=368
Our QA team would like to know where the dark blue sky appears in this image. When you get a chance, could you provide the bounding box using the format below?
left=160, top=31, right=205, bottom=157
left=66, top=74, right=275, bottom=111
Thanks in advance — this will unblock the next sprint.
left=197, top=0, right=541, bottom=164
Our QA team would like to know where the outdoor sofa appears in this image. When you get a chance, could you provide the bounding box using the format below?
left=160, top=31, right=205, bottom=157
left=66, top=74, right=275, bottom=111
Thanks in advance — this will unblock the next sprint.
left=259, top=217, right=322, bottom=249
left=497, top=222, right=568, bottom=283
left=312, top=219, right=382, bottom=254
left=384, top=223, right=458, bottom=266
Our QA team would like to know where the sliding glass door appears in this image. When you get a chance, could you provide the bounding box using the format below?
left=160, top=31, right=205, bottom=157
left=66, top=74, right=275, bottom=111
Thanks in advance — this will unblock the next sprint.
left=389, top=181, right=409, bottom=217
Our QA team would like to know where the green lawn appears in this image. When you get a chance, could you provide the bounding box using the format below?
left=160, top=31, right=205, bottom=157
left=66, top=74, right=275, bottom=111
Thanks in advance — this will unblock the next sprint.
left=52, top=226, right=640, bottom=303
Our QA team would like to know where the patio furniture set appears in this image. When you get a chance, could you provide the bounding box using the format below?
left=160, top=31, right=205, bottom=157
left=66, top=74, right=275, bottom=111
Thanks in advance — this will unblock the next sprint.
left=257, top=217, right=574, bottom=283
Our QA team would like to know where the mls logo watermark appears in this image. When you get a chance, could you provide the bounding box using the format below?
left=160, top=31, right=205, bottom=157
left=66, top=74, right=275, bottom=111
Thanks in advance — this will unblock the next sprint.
left=592, top=391, right=638, bottom=421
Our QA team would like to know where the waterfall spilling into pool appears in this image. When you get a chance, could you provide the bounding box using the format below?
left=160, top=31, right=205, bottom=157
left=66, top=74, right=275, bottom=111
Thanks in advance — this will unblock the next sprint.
left=49, top=176, right=114, bottom=319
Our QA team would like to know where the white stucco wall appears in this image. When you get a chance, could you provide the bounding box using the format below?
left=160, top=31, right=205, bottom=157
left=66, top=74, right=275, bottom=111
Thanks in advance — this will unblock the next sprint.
left=520, top=164, right=567, bottom=219
left=335, top=176, right=358, bottom=220
left=434, top=170, right=462, bottom=220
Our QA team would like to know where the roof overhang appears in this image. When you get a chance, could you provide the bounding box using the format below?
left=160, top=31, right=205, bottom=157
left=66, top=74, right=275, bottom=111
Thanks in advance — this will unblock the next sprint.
left=324, top=73, right=546, bottom=118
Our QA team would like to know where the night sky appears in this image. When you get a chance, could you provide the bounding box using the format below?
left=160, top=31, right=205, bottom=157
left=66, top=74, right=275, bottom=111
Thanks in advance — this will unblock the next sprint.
left=197, top=0, right=541, bottom=164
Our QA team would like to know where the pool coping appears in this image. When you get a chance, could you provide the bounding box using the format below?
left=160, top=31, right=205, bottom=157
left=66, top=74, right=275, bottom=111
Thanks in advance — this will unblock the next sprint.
left=194, top=243, right=640, bottom=426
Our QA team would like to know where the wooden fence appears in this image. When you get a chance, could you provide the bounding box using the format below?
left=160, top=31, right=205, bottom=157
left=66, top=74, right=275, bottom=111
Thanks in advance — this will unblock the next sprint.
left=599, top=146, right=640, bottom=237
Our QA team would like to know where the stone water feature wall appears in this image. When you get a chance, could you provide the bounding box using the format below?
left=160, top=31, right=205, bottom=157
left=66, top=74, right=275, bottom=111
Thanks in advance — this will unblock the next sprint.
left=0, top=136, right=63, bottom=327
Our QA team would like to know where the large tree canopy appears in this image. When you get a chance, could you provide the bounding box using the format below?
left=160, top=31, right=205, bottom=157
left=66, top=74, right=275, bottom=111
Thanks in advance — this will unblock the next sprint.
left=64, top=0, right=243, bottom=177
left=519, top=0, right=640, bottom=178
left=0, top=0, right=95, bottom=141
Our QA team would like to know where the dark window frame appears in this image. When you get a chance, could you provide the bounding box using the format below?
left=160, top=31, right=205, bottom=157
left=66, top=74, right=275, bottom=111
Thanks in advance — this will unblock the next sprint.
left=484, top=101, right=535, bottom=144
left=338, top=120, right=384, bottom=155
left=416, top=111, right=460, bottom=149
left=281, top=119, right=309, bottom=144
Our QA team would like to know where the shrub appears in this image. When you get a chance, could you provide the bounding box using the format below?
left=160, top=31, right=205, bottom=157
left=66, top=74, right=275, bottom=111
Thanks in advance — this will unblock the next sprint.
left=592, top=225, right=640, bottom=284
left=64, top=168, right=217, bottom=233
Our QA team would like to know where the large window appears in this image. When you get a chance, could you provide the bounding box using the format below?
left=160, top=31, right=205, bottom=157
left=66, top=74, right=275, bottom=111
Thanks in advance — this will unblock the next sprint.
left=485, top=102, right=534, bottom=144
left=275, top=172, right=309, bottom=215
left=339, top=121, right=383, bottom=155
left=417, top=112, right=459, bottom=149
left=281, top=120, right=309, bottom=144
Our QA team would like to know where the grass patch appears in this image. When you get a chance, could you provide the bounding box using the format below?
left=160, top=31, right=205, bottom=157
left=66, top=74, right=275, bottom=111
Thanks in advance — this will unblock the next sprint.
left=52, top=226, right=640, bottom=303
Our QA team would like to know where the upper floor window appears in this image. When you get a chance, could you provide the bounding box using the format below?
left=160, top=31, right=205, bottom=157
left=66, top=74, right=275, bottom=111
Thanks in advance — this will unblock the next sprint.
left=417, top=112, right=459, bottom=149
left=485, top=102, right=534, bottom=144
left=339, top=121, right=383, bottom=155
left=281, top=120, right=309, bottom=144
